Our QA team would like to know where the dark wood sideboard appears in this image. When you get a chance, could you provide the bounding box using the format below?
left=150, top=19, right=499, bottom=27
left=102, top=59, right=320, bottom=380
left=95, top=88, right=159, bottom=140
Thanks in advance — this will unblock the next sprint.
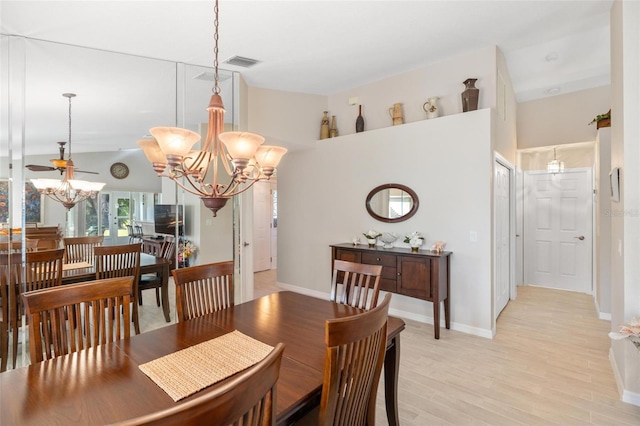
left=331, top=243, right=451, bottom=339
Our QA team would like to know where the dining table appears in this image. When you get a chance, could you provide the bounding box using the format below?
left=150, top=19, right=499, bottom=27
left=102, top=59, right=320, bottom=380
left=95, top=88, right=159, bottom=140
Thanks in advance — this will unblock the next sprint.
left=61, top=252, right=171, bottom=322
left=0, top=291, right=405, bottom=425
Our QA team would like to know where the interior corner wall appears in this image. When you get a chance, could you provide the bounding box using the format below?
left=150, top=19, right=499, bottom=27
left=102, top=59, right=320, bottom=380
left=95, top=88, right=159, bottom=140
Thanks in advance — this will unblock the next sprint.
left=596, top=128, right=612, bottom=317
left=494, top=47, right=518, bottom=164
left=277, top=109, right=494, bottom=336
left=246, top=86, right=327, bottom=145
left=516, top=85, right=611, bottom=149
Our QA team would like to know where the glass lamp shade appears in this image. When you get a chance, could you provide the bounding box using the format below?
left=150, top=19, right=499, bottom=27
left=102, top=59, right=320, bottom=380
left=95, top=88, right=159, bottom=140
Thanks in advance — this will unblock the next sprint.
left=255, top=145, right=287, bottom=168
left=218, top=132, right=264, bottom=160
left=149, top=127, right=200, bottom=158
left=547, top=160, right=565, bottom=174
left=69, top=179, right=105, bottom=192
left=137, top=138, right=167, bottom=164
left=50, top=159, right=67, bottom=168
left=31, top=178, right=63, bottom=191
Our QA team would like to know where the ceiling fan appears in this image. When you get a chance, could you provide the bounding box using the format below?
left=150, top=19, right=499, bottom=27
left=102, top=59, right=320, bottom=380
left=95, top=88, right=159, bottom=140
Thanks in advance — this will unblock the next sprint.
left=26, top=141, right=99, bottom=175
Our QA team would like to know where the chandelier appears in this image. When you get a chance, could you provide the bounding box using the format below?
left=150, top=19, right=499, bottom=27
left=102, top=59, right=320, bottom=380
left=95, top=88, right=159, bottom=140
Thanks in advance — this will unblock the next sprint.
left=31, top=93, right=106, bottom=210
left=547, top=147, right=565, bottom=174
left=138, top=0, right=287, bottom=217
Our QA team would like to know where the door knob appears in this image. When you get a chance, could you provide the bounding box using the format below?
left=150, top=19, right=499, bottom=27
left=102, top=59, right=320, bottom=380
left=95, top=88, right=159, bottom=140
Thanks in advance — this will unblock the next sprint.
left=574, top=236, right=585, bottom=241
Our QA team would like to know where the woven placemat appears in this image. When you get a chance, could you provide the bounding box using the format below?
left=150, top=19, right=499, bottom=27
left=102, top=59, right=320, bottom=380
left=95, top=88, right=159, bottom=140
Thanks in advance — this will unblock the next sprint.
left=139, top=330, right=274, bottom=401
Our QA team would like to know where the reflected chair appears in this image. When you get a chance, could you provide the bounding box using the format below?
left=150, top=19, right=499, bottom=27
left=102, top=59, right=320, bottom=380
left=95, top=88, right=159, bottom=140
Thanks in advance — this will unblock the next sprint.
left=138, top=236, right=175, bottom=315
left=0, top=253, right=20, bottom=372
left=171, top=261, right=234, bottom=322
left=330, top=259, right=382, bottom=310
left=63, top=235, right=104, bottom=264
left=24, top=248, right=65, bottom=293
left=318, top=293, right=391, bottom=426
left=94, top=243, right=141, bottom=334
left=0, top=249, right=64, bottom=369
left=115, top=342, right=285, bottom=426
left=22, top=276, right=134, bottom=363
left=0, top=241, right=22, bottom=253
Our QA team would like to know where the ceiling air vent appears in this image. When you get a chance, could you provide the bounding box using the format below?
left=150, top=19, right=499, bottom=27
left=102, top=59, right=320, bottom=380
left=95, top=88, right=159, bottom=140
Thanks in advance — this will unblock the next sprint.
left=223, top=56, right=260, bottom=68
left=193, top=72, right=231, bottom=82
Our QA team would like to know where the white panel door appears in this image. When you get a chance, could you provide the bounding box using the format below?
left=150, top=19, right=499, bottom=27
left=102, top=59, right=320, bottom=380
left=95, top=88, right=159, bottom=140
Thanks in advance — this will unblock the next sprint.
left=524, top=170, right=592, bottom=292
left=494, top=161, right=510, bottom=317
left=252, top=182, right=271, bottom=272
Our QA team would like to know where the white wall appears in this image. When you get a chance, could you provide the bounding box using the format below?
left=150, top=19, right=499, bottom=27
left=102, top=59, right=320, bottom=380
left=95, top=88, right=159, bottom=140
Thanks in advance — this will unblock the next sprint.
left=517, top=85, right=611, bottom=149
left=597, top=128, right=612, bottom=317
left=609, top=0, right=640, bottom=403
left=278, top=110, right=495, bottom=337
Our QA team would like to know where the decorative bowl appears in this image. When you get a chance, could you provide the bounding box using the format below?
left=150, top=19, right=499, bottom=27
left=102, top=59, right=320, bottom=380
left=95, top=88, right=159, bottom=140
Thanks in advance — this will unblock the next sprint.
left=379, top=232, right=398, bottom=248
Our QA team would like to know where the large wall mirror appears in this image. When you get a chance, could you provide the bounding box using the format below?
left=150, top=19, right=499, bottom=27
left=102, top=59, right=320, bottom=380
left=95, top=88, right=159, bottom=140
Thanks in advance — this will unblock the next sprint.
left=365, top=183, right=419, bottom=223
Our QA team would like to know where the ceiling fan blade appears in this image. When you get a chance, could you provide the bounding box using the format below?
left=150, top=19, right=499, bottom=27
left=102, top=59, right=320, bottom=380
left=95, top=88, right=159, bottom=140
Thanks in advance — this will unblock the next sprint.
left=26, top=164, right=56, bottom=172
left=74, top=169, right=100, bottom=175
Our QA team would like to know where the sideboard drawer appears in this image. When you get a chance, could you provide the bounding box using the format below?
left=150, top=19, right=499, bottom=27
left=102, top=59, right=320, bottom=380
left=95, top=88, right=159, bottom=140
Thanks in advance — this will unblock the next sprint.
left=362, top=252, right=396, bottom=268
left=335, top=248, right=362, bottom=263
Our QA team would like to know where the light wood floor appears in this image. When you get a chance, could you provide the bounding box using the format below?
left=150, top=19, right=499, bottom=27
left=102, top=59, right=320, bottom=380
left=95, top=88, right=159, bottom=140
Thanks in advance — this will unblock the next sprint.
left=9, top=272, right=640, bottom=425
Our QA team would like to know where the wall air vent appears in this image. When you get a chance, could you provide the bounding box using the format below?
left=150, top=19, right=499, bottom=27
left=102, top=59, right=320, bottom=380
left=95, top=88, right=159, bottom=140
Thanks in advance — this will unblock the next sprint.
left=223, top=56, right=260, bottom=68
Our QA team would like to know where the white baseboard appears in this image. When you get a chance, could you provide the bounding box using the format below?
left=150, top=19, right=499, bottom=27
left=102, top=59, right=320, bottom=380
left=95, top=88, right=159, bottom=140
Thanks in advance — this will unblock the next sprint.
left=277, top=282, right=493, bottom=339
left=609, top=346, right=640, bottom=407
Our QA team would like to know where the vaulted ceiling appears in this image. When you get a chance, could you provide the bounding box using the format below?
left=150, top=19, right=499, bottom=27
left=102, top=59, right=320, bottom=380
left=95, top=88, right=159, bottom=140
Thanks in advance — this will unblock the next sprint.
left=1, top=0, right=612, bottom=155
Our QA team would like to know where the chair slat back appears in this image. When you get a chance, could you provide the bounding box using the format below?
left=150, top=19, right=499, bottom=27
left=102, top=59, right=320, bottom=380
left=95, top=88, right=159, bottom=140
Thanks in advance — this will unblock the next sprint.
left=319, top=293, right=391, bottom=426
left=63, top=235, right=104, bottom=264
left=330, top=259, right=382, bottom=310
left=0, top=253, right=21, bottom=372
left=94, top=243, right=141, bottom=334
left=22, top=277, right=133, bottom=363
left=171, top=261, right=234, bottom=322
left=95, top=243, right=141, bottom=280
left=160, top=236, right=176, bottom=261
left=25, top=248, right=64, bottom=292
left=115, top=343, right=284, bottom=426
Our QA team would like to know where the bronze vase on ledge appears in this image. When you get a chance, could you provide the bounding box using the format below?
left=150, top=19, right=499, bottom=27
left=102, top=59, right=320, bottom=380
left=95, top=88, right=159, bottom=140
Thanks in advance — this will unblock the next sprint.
left=461, top=78, right=479, bottom=112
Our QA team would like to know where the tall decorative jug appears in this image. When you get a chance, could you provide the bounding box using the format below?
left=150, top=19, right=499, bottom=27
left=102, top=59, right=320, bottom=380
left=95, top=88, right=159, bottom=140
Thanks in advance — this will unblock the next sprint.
left=388, top=103, right=404, bottom=126
left=320, top=111, right=330, bottom=140
left=422, top=96, right=440, bottom=119
left=461, top=78, right=479, bottom=112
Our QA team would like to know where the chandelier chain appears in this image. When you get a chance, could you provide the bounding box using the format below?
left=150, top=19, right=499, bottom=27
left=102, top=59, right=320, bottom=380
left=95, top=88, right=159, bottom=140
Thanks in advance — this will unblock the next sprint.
left=213, top=0, right=220, bottom=95
left=67, top=95, right=72, bottom=157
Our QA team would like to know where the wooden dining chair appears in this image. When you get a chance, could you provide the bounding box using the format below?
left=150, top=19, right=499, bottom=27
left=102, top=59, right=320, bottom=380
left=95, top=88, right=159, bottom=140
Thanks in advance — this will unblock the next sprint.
left=318, top=293, right=391, bottom=426
left=0, top=241, right=22, bottom=254
left=0, top=249, right=64, bottom=369
left=171, top=260, right=234, bottom=322
left=330, top=259, right=383, bottom=310
left=63, top=235, right=104, bottom=264
left=24, top=248, right=65, bottom=293
left=0, top=253, right=20, bottom=372
left=139, top=236, right=175, bottom=307
left=22, top=276, right=134, bottom=363
left=95, top=243, right=141, bottom=334
left=114, top=342, right=285, bottom=426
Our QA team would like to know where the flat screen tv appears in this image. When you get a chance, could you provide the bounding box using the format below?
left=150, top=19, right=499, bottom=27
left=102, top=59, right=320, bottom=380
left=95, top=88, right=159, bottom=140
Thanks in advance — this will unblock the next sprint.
left=154, top=204, right=184, bottom=236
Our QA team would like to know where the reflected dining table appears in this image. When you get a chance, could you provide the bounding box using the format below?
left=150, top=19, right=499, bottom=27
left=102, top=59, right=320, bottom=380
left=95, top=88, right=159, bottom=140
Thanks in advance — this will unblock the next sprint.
left=62, top=252, right=172, bottom=322
left=0, top=291, right=405, bottom=425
